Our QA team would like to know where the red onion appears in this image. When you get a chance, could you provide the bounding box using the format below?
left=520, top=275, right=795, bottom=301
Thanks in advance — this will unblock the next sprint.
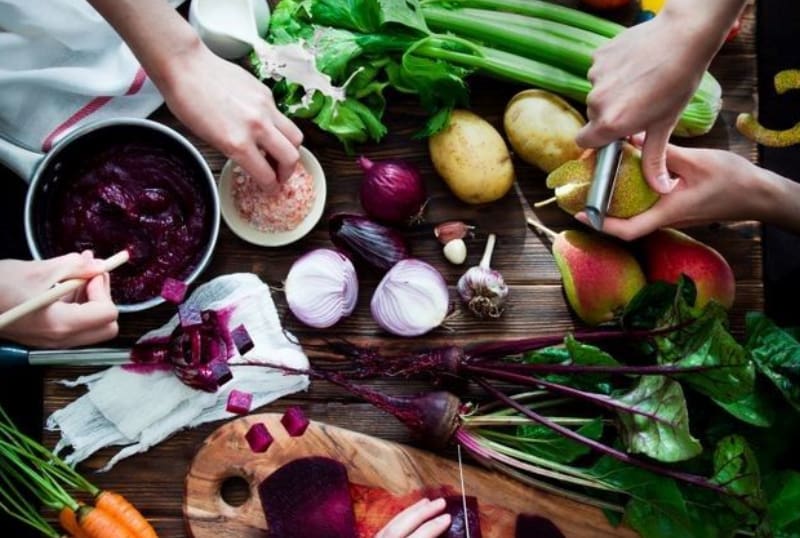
left=329, top=213, right=410, bottom=272
left=358, top=156, right=427, bottom=224
left=370, top=259, right=449, bottom=337
left=285, top=248, right=359, bottom=328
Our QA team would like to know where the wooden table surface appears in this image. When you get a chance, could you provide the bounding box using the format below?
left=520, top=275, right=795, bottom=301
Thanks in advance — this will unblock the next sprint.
left=43, top=3, right=762, bottom=536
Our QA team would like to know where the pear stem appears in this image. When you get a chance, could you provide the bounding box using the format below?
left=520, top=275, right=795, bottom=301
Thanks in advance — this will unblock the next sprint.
left=534, top=196, right=557, bottom=208
left=479, top=233, right=496, bottom=269
left=526, top=218, right=558, bottom=242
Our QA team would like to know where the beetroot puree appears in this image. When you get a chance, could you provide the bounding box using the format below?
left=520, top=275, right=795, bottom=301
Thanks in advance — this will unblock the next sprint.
left=45, top=142, right=211, bottom=304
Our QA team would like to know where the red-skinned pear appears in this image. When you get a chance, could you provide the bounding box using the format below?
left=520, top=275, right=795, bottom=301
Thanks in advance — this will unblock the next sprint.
left=640, top=228, right=736, bottom=309
left=552, top=229, right=647, bottom=326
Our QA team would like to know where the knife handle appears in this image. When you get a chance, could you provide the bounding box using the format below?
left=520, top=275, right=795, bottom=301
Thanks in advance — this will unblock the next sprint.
left=0, top=344, right=29, bottom=367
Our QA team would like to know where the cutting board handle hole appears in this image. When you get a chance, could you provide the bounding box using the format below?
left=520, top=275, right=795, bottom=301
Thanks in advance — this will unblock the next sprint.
left=219, top=475, right=251, bottom=507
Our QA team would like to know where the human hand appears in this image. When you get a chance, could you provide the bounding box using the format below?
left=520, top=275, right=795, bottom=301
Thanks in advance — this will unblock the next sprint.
left=575, top=145, right=772, bottom=241
left=0, top=252, right=119, bottom=348
left=159, top=41, right=304, bottom=194
left=376, top=497, right=452, bottom=538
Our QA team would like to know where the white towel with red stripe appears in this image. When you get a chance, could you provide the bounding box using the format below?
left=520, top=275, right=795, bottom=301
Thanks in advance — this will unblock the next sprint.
left=0, top=0, right=181, bottom=152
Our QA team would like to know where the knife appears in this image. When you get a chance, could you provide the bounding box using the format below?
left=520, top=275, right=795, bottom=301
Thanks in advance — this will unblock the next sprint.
left=584, top=139, right=623, bottom=231
left=457, top=443, right=471, bottom=538
left=0, top=344, right=131, bottom=367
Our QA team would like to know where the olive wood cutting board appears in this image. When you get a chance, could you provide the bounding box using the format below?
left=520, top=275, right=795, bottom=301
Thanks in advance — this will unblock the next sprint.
left=184, top=413, right=637, bottom=537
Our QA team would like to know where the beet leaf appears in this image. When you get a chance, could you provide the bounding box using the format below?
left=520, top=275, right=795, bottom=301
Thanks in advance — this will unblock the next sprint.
left=614, top=376, right=702, bottom=463
left=745, top=312, right=800, bottom=412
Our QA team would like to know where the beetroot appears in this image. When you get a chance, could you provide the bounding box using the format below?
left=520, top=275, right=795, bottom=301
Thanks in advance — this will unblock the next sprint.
left=226, top=389, right=253, bottom=415
left=161, top=277, right=188, bottom=304
left=280, top=406, right=309, bottom=437
left=258, top=457, right=357, bottom=538
left=230, top=324, right=254, bottom=355
left=442, top=496, right=482, bottom=538
left=178, top=304, right=202, bottom=328
left=515, top=514, right=564, bottom=538
left=245, top=423, right=274, bottom=453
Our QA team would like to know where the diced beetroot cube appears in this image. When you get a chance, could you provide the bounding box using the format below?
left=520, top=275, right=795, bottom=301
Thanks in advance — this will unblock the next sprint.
left=209, top=361, right=233, bottom=387
left=160, top=277, right=188, bottom=304
left=179, top=303, right=202, bottom=328
left=245, top=423, right=274, bottom=453
left=280, top=406, right=310, bottom=437
left=226, top=389, right=253, bottom=415
left=231, top=324, right=254, bottom=356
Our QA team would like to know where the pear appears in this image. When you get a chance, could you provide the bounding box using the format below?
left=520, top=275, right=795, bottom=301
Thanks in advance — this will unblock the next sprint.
left=640, top=228, right=736, bottom=309
left=529, top=222, right=646, bottom=326
left=542, top=142, right=660, bottom=218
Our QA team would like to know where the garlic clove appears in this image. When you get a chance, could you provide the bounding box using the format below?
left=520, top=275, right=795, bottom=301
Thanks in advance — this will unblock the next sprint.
left=443, top=238, right=467, bottom=265
left=434, top=221, right=475, bottom=245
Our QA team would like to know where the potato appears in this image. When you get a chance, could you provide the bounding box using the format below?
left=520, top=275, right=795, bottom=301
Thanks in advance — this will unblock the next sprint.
left=428, top=109, right=515, bottom=205
left=504, top=89, right=586, bottom=173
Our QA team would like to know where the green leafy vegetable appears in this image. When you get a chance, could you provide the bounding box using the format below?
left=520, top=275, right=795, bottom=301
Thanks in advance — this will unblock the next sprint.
left=711, top=435, right=766, bottom=518
left=512, top=418, right=603, bottom=464
left=615, top=376, right=703, bottom=462
left=746, top=312, right=800, bottom=412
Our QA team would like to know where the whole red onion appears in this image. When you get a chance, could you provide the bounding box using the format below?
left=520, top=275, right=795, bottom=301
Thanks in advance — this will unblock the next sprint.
left=358, top=156, right=427, bottom=224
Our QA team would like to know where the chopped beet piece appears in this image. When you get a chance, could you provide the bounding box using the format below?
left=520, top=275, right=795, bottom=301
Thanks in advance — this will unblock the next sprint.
left=190, top=329, right=203, bottom=364
left=209, top=361, right=233, bottom=387
left=245, top=423, right=274, bottom=453
left=226, top=389, right=253, bottom=414
left=230, top=324, right=254, bottom=355
left=280, top=406, right=310, bottom=437
left=160, top=277, right=188, bottom=304
left=258, top=457, right=357, bottom=538
left=443, top=496, right=482, bottom=538
left=515, top=514, right=564, bottom=538
left=178, top=303, right=202, bottom=328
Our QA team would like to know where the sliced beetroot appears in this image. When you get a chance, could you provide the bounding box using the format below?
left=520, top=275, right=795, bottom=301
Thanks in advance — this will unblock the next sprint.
left=209, top=361, right=233, bottom=387
left=258, top=456, right=357, bottom=538
left=245, top=423, right=274, bottom=453
left=443, top=495, right=482, bottom=538
left=280, top=406, right=310, bottom=437
left=226, top=389, right=253, bottom=414
left=515, top=514, right=564, bottom=538
left=160, top=277, right=188, bottom=304
left=230, top=324, right=254, bottom=355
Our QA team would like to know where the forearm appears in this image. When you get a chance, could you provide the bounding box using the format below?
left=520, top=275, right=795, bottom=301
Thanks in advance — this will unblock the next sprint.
left=747, top=167, right=800, bottom=235
left=661, top=0, right=748, bottom=63
left=86, top=0, right=201, bottom=89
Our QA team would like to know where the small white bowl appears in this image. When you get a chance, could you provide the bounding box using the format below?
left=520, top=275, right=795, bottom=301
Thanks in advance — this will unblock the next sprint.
left=218, top=146, right=327, bottom=247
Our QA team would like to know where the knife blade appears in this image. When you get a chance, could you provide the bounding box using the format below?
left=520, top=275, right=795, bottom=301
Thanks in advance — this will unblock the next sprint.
left=584, top=139, right=623, bottom=231
left=0, top=344, right=131, bottom=367
left=457, top=443, right=471, bottom=538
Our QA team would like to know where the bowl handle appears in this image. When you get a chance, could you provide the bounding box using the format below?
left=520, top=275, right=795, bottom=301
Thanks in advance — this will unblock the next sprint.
left=0, top=135, right=43, bottom=183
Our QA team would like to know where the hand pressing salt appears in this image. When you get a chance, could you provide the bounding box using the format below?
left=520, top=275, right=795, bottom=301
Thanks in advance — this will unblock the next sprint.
left=47, top=273, right=309, bottom=470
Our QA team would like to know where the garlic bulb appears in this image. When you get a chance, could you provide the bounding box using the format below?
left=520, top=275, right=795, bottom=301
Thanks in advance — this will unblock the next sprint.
left=371, top=259, right=449, bottom=337
left=285, top=249, right=358, bottom=328
left=457, top=233, right=508, bottom=319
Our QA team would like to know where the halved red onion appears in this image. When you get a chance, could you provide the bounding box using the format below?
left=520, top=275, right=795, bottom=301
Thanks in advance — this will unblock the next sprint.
left=370, top=259, right=449, bottom=337
left=285, top=248, right=358, bottom=329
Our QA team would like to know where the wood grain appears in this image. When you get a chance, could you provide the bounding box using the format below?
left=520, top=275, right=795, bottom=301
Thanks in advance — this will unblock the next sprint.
left=41, top=3, right=762, bottom=537
left=184, top=413, right=637, bottom=538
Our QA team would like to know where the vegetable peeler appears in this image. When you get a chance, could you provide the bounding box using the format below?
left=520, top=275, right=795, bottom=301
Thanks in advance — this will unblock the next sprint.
left=584, top=139, right=624, bottom=231
left=0, top=344, right=131, bottom=367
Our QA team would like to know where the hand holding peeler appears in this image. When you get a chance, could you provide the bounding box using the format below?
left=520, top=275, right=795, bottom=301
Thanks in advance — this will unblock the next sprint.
left=584, top=140, right=624, bottom=231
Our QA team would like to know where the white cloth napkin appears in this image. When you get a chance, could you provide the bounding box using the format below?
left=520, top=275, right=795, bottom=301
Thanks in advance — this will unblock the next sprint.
left=0, top=0, right=183, bottom=152
left=47, top=273, right=310, bottom=471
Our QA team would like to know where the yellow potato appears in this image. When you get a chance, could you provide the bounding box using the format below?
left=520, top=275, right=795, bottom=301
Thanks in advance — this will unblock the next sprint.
left=428, top=109, right=515, bottom=204
left=504, top=89, right=586, bottom=172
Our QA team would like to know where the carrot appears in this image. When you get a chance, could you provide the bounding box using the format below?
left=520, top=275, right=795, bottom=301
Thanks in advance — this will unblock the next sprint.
left=95, top=490, right=158, bottom=538
left=78, top=505, right=137, bottom=538
left=59, top=506, right=90, bottom=538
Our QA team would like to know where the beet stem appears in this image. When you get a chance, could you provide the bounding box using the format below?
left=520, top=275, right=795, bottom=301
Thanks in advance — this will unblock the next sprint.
left=474, top=361, right=719, bottom=376
left=475, top=378, right=729, bottom=495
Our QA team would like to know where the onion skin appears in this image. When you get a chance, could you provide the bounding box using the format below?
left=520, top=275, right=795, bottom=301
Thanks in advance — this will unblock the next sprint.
left=329, top=213, right=410, bottom=272
left=358, top=156, right=427, bottom=224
